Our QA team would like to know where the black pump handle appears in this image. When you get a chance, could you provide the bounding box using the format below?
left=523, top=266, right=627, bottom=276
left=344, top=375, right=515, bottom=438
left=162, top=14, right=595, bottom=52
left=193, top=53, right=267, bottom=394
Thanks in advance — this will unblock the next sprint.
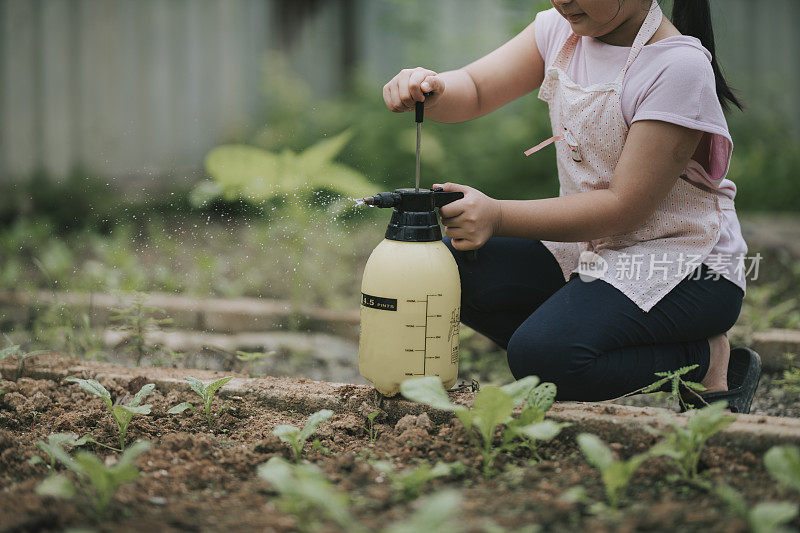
left=415, top=91, right=433, bottom=123
left=432, top=187, right=464, bottom=208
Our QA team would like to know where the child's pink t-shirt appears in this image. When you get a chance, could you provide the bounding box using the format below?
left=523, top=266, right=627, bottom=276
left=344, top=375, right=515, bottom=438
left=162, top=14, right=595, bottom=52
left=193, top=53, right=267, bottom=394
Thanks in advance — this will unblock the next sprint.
left=534, top=8, right=747, bottom=292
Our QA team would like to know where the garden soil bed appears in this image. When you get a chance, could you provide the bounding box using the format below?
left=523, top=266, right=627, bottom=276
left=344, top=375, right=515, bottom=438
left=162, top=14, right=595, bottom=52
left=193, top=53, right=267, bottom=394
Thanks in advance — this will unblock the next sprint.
left=2, top=357, right=800, bottom=532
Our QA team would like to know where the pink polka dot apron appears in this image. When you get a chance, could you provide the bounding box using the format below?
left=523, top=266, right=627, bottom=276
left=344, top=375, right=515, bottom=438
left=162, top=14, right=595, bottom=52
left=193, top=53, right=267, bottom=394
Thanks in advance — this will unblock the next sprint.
left=532, top=0, right=733, bottom=312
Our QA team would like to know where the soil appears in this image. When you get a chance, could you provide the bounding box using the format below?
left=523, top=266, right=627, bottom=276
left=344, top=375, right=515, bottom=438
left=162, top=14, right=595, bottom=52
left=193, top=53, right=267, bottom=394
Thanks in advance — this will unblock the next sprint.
left=2, top=370, right=800, bottom=532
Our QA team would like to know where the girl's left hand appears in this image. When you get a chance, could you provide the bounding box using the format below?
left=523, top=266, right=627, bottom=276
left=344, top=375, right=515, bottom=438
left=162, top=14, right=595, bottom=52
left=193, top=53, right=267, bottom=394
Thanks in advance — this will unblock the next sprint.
left=435, top=182, right=502, bottom=250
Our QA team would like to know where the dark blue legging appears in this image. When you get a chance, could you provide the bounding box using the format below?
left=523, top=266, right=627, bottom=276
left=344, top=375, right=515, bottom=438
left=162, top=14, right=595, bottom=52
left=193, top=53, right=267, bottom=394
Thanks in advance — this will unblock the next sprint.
left=444, top=237, right=744, bottom=401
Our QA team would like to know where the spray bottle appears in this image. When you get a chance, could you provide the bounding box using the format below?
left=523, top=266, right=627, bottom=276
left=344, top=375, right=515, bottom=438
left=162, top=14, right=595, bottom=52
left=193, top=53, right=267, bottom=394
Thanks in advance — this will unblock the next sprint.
left=357, top=98, right=463, bottom=396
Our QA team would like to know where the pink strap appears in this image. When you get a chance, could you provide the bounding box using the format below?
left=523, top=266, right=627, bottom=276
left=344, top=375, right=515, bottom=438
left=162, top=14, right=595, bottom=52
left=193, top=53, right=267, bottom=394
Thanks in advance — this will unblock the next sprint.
left=524, top=135, right=564, bottom=156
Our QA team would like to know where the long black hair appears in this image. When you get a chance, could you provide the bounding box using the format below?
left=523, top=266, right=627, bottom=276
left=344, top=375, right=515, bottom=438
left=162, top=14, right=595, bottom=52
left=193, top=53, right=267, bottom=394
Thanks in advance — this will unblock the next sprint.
left=669, top=0, right=743, bottom=111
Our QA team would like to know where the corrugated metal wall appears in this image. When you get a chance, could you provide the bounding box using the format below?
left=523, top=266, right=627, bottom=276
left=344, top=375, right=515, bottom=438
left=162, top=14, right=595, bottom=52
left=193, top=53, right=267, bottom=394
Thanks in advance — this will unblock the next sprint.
left=0, top=0, right=795, bottom=183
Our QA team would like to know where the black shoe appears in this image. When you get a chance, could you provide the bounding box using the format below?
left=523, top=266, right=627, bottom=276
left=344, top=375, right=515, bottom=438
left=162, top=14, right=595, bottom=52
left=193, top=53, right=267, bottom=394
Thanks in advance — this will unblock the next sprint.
left=680, top=347, right=762, bottom=414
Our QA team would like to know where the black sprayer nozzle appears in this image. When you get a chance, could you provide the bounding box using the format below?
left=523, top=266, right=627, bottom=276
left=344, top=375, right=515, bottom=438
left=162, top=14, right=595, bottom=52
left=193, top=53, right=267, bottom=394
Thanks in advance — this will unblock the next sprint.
left=361, top=192, right=401, bottom=208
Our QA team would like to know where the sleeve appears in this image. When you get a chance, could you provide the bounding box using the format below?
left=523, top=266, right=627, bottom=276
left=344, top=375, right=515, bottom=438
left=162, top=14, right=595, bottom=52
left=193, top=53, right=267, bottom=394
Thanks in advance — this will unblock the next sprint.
left=629, top=45, right=733, bottom=182
left=534, top=8, right=569, bottom=70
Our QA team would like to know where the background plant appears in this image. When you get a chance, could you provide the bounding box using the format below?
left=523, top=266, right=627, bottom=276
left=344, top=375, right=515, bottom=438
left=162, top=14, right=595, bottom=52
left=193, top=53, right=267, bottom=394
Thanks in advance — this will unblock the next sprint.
left=35, top=440, right=151, bottom=518
left=272, top=409, right=334, bottom=462
left=65, top=377, right=154, bottom=451
left=110, top=293, right=173, bottom=365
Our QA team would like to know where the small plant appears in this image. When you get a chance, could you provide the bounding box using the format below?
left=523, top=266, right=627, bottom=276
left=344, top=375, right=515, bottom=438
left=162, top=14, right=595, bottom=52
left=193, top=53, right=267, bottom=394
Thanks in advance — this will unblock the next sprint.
left=362, top=410, right=380, bottom=444
left=764, top=445, right=800, bottom=493
left=167, top=376, right=233, bottom=425
left=32, top=433, right=90, bottom=468
left=272, top=409, right=334, bottom=462
left=0, top=341, right=44, bottom=381
left=235, top=350, right=274, bottom=377
left=258, top=457, right=462, bottom=533
left=400, top=375, right=565, bottom=476
left=372, top=460, right=454, bottom=501
left=110, top=292, right=172, bottom=365
left=65, top=377, right=154, bottom=450
left=576, top=433, right=651, bottom=507
left=257, top=456, right=364, bottom=533
left=715, top=483, right=799, bottom=533
left=611, top=364, right=706, bottom=411
left=650, top=401, right=736, bottom=480
left=35, top=439, right=151, bottom=517
left=775, top=353, right=800, bottom=395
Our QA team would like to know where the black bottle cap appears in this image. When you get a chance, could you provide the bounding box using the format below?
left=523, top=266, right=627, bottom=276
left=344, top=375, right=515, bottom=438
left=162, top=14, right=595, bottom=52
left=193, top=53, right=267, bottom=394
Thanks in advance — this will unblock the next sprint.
left=375, top=187, right=463, bottom=242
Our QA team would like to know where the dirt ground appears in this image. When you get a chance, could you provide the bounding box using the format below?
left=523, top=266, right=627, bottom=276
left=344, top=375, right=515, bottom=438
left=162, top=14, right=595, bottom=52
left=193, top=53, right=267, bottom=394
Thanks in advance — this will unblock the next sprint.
left=2, top=369, right=800, bottom=533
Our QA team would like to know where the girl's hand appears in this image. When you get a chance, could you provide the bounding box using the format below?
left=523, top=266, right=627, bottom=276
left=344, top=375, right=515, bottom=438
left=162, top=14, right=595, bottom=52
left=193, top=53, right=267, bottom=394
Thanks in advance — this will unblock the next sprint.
left=435, top=182, right=502, bottom=251
left=383, top=67, right=445, bottom=113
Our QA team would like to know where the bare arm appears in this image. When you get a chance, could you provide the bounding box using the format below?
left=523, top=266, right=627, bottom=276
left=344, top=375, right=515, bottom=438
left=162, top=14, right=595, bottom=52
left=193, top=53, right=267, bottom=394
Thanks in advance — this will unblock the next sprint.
left=438, top=120, right=703, bottom=248
left=383, top=21, right=546, bottom=123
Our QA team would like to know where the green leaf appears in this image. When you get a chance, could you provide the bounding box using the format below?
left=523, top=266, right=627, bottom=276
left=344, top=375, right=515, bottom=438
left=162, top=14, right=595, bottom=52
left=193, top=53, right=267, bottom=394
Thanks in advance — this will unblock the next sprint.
left=400, top=376, right=458, bottom=412
left=130, top=383, right=155, bottom=408
left=499, top=375, right=540, bottom=407
left=715, top=483, right=748, bottom=517
left=0, top=344, right=21, bottom=361
left=205, top=144, right=283, bottom=200
left=185, top=377, right=206, bottom=399
left=116, top=440, right=152, bottom=469
left=764, top=445, right=800, bottom=493
left=516, top=420, right=565, bottom=441
left=272, top=425, right=302, bottom=443
left=168, top=402, right=194, bottom=415
left=577, top=433, right=614, bottom=471
left=471, top=386, right=514, bottom=446
left=528, top=382, right=557, bottom=412
left=298, top=129, right=353, bottom=172
left=298, top=409, right=334, bottom=443
left=750, top=502, right=799, bottom=533
left=203, top=376, right=233, bottom=413
left=384, top=490, right=462, bottom=533
left=35, top=474, right=76, bottom=499
left=66, top=377, right=112, bottom=408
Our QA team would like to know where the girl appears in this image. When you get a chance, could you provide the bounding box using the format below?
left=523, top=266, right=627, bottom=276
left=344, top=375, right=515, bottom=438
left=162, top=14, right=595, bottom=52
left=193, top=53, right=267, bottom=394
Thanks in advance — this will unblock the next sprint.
left=381, top=0, right=761, bottom=412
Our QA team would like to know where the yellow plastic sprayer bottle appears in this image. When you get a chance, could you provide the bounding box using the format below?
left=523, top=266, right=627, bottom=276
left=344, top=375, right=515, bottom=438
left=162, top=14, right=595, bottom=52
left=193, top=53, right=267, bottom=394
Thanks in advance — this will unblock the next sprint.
left=357, top=187, right=463, bottom=396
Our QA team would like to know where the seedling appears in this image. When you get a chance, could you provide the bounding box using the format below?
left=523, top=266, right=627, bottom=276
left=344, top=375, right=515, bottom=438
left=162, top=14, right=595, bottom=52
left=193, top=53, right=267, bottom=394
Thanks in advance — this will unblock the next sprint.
left=32, top=433, right=90, bottom=468
left=167, top=376, right=233, bottom=425
left=65, top=377, right=154, bottom=451
left=650, top=401, right=735, bottom=480
left=35, top=439, right=151, bottom=517
left=110, top=292, right=172, bottom=365
left=576, top=432, right=650, bottom=507
left=258, top=457, right=462, bottom=533
left=362, top=410, right=380, bottom=444
left=400, top=375, right=564, bottom=476
left=0, top=341, right=45, bottom=381
left=382, top=490, right=462, bottom=533
left=764, top=445, right=800, bottom=493
left=372, top=460, right=454, bottom=501
left=610, top=364, right=706, bottom=411
left=272, top=409, right=334, bottom=462
left=257, top=456, right=365, bottom=533
left=716, top=483, right=799, bottom=533
left=235, top=350, right=274, bottom=377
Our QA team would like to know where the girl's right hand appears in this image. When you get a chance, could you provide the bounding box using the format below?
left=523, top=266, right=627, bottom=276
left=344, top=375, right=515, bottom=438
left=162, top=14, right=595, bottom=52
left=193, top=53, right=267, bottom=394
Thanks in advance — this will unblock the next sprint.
left=382, top=67, right=445, bottom=113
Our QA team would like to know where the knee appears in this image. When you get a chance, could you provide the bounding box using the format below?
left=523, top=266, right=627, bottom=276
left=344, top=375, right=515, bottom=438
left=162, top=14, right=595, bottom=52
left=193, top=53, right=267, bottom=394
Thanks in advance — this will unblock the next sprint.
left=506, top=327, right=594, bottom=385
